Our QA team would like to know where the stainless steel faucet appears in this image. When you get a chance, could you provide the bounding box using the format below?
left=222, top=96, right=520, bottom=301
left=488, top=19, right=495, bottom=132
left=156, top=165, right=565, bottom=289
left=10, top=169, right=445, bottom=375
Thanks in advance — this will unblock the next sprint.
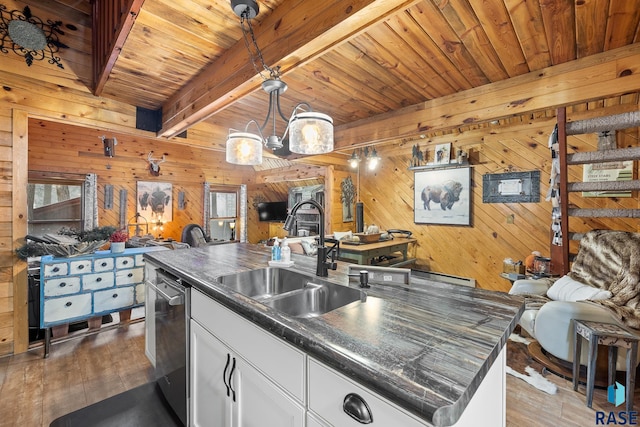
left=283, top=198, right=337, bottom=277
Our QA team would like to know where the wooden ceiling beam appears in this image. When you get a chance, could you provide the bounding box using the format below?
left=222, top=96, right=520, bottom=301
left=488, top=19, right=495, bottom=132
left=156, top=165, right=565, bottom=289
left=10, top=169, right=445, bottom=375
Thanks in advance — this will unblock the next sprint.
left=158, top=0, right=422, bottom=138
left=92, top=0, right=144, bottom=96
left=334, top=43, right=640, bottom=149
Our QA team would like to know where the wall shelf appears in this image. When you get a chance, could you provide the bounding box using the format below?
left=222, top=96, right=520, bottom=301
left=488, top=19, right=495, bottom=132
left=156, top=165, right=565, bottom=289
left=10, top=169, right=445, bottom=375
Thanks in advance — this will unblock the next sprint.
left=408, top=162, right=470, bottom=171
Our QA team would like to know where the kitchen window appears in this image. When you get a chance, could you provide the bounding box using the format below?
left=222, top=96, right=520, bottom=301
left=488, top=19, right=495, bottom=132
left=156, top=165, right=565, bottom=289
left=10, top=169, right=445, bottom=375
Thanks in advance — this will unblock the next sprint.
left=207, top=185, right=243, bottom=242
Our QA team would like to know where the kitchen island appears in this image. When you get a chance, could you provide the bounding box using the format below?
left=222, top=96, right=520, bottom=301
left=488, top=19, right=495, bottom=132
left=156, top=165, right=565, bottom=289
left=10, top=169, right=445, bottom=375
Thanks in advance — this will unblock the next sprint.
left=145, top=243, right=524, bottom=426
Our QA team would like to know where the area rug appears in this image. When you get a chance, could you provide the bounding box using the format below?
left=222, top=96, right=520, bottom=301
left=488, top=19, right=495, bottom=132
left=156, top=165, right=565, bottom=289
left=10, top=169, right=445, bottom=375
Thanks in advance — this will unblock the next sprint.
left=506, top=333, right=558, bottom=395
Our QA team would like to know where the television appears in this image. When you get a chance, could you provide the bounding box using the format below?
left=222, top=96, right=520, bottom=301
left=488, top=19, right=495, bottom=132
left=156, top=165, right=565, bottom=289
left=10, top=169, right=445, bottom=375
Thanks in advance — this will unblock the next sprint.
left=257, top=201, right=288, bottom=222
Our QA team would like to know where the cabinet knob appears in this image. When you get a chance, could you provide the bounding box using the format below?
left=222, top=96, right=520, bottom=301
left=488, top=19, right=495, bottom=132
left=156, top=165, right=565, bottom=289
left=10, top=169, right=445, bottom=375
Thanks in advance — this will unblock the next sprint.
left=65, top=301, right=72, bottom=307
left=96, top=277, right=102, bottom=282
left=78, top=265, right=84, bottom=270
left=59, top=282, right=66, bottom=288
left=112, top=293, right=118, bottom=298
left=127, top=273, right=133, bottom=278
left=343, top=393, right=373, bottom=424
left=101, top=262, right=107, bottom=267
left=53, top=267, right=60, bottom=273
left=122, top=260, right=129, bottom=265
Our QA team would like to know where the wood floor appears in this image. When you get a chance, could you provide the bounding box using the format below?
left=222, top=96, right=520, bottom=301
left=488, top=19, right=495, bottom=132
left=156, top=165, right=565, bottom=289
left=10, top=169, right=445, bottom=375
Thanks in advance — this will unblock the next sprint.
left=0, top=321, right=637, bottom=427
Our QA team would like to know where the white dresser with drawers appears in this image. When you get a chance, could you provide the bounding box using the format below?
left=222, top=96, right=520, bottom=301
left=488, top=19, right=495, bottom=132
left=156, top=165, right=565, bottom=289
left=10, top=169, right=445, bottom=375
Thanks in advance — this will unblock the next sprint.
left=39, top=246, right=166, bottom=356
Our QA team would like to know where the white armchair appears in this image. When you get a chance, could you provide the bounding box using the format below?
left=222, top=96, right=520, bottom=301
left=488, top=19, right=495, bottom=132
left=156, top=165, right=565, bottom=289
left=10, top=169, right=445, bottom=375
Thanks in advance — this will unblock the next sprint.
left=510, top=230, right=640, bottom=371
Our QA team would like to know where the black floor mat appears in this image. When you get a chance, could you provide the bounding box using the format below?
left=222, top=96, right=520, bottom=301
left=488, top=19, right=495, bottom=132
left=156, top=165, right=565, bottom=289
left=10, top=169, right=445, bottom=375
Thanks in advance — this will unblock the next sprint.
left=49, top=381, right=183, bottom=427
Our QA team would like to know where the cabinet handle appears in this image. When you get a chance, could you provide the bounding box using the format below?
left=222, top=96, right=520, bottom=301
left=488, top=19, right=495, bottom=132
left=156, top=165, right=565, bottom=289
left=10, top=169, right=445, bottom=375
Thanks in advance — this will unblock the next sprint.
left=343, top=393, right=373, bottom=424
left=223, top=353, right=231, bottom=397
left=65, top=301, right=72, bottom=307
left=228, top=357, right=237, bottom=402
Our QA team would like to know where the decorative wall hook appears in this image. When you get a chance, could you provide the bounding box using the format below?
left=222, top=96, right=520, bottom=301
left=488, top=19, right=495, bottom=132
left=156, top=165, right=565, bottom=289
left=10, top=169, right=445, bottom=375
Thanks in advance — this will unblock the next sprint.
left=100, top=135, right=117, bottom=157
left=147, top=152, right=166, bottom=176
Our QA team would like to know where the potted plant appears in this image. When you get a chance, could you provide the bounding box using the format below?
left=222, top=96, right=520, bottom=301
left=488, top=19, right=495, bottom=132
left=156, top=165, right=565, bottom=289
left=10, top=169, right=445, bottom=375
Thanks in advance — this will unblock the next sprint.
left=109, top=229, right=129, bottom=253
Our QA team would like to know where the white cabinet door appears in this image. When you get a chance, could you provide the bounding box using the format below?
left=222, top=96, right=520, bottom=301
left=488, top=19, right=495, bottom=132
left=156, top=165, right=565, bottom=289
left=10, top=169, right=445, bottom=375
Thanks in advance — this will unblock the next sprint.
left=191, top=319, right=304, bottom=427
left=191, top=320, right=233, bottom=427
left=234, top=354, right=304, bottom=427
left=307, top=413, right=330, bottom=427
left=191, top=288, right=305, bottom=402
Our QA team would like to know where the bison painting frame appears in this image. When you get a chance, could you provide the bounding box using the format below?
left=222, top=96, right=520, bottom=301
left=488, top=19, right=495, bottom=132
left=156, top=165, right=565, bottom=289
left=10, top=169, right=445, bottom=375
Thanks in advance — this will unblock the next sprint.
left=414, top=167, right=471, bottom=226
left=136, top=181, right=173, bottom=224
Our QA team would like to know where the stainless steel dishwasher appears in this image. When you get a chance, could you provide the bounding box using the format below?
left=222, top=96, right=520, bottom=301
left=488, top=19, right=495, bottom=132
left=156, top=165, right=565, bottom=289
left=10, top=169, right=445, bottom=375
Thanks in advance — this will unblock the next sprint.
left=150, top=268, right=190, bottom=426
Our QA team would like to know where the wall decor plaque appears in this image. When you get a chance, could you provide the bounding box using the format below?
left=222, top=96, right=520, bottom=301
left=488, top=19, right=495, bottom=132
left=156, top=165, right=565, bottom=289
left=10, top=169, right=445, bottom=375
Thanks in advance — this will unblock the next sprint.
left=482, top=171, right=540, bottom=203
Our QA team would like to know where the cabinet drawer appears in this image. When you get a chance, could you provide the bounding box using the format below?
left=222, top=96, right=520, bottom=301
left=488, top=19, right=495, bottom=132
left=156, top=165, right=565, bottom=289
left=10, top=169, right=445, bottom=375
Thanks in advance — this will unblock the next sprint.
left=116, top=268, right=143, bottom=285
left=94, top=257, right=114, bottom=272
left=70, top=260, right=91, bottom=274
left=43, top=294, right=92, bottom=324
left=308, top=358, right=425, bottom=427
left=94, top=287, right=134, bottom=313
left=83, top=272, right=114, bottom=290
left=43, top=262, right=68, bottom=277
left=135, top=283, right=145, bottom=304
left=191, top=289, right=306, bottom=403
left=43, top=277, right=81, bottom=297
left=115, top=256, right=135, bottom=269
left=135, top=254, right=145, bottom=266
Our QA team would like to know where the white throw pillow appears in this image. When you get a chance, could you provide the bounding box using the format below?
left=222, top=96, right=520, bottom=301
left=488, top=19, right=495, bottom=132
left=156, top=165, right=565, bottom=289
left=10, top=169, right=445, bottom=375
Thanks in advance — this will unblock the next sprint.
left=300, top=238, right=317, bottom=256
left=546, top=275, right=612, bottom=302
left=333, top=231, right=353, bottom=241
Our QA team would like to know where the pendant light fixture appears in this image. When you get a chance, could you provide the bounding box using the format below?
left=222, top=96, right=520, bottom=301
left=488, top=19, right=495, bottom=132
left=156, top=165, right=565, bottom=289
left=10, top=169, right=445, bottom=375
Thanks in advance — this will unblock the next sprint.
left=226, top=120, right=263, bottom=165
left=226, top=0, right=334, bottom=165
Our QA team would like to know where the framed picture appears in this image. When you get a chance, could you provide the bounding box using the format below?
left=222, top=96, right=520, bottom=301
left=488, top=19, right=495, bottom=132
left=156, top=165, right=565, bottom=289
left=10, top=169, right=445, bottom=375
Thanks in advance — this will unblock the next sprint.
left=482, top=170, right=540, bottom=203
left=340, top=176, right=356, bottom=222
left=137, top=181, right=173, bottom=223
left=434, top=143, right=451, bottom=165
left=414, top=167, right=471, bottom=225
left=582, top=161, right=633, bottom=197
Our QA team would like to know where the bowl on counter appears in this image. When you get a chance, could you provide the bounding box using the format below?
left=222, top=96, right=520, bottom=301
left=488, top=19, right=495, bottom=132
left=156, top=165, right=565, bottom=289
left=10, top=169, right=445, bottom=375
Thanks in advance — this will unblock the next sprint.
left=352, top=232, right=382, bottom=243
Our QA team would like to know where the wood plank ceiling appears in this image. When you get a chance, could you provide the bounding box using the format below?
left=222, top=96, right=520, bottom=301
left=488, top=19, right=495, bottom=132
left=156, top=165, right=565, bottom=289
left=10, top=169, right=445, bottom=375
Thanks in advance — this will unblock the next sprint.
left=26, top=0, right=640, bottom=154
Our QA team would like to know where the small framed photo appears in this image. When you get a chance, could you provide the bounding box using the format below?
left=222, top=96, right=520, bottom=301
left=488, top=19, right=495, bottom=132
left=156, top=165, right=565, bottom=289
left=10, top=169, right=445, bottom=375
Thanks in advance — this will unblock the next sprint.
left=434, top=143, right=451, bottom=165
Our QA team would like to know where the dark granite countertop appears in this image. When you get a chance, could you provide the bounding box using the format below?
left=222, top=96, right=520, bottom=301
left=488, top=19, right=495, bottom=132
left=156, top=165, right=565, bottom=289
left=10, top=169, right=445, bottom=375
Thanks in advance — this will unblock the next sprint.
left=145, top=243, right=524, bottom=426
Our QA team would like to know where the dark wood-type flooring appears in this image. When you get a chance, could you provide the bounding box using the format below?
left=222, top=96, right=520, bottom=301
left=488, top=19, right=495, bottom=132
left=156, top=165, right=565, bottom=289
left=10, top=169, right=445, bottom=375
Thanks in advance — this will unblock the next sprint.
left=0, top=320, right=638, bottom=427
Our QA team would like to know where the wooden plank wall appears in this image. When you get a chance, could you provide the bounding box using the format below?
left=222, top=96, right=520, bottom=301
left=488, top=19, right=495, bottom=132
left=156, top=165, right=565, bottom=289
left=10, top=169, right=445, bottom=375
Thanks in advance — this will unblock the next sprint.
left=27, top=119, right=253, bottom=241
left=358, top=101, right=639, bottom=292
left=0, top=107, right=14, bottom=355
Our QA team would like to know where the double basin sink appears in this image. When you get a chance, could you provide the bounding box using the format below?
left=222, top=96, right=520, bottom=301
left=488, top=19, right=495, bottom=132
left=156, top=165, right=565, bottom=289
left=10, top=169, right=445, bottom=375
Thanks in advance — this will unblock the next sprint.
left=217, top=267, right=363, bottom=318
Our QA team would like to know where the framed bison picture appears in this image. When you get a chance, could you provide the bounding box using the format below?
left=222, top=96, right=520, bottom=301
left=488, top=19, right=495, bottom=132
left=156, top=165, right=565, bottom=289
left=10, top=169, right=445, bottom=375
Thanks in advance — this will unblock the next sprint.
left=414, top=167, right=471, bottom=225
left=137, top=181, right=173, bottom=224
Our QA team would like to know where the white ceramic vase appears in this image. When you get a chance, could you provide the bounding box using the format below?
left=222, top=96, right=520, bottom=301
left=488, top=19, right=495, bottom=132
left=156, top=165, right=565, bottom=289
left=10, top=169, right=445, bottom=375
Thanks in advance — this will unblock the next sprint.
left=110, top=242, right=125, bottom=253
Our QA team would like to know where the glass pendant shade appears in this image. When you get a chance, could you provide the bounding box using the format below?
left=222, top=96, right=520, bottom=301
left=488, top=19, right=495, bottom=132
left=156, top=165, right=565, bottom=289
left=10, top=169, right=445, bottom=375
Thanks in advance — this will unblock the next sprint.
left=288, top=112, right=334, bottom=154
left=226, top=132, right=263, bottom=165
